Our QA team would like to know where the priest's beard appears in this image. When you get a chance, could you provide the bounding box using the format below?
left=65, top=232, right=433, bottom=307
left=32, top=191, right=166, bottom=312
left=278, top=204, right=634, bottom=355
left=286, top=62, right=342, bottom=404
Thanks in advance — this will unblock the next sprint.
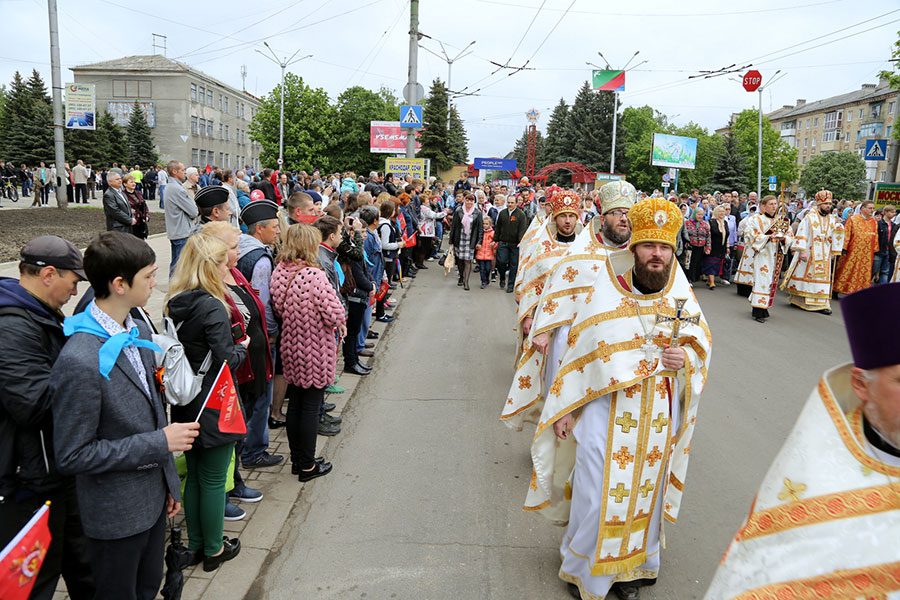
left=863, top=398, right=900, bottom=449
left=602, top=219, right=630, bottom=246
left=818, top=206, right=831, bottom=216
left=633, top=253, right=673, bottom=293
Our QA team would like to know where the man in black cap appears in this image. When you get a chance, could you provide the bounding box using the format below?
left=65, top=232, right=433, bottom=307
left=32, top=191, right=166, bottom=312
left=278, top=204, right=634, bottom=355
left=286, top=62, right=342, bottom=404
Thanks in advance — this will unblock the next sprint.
left=705, top=282, right=900, bottom=599
left=0, top=236, right=95, bottom=599
left=194, top=185, right=233, bottom=226
left=236, top=200, right=283, bottom=468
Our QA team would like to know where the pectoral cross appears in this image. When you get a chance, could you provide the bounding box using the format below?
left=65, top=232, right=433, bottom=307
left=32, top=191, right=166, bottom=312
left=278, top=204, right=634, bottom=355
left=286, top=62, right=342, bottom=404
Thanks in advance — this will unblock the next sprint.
left=655, top=298, right=701, bottom=347
left=640, top=334, right=658, bottom=362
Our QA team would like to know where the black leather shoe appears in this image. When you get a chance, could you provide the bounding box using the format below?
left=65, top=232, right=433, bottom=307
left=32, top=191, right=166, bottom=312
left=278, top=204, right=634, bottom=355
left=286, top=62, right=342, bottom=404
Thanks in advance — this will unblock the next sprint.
left=821, top=308, right=833, bottom=315
left=754, top=316, right=766, bottom=323
left=323, top=402, right=336, bottom=412
left=457, top=280, right=463, bottom=286
left=267, top=417, right=286, bottom=429
left=187, top=548, right=203, bottom=567
left=567, top=583, right=581, bottom=599
left=345, top=364, right=371, bottom=376
left=298, top=461, right=333, bottom=482
left=506, top=287, right=514, bottom=294
left=367, top=331, right=380, bottom=339
left=499, top=279, right=506, bottom=289
left=610, top=582, right=640, bottom=600
left=317, top=421, right=340, bottom=436
left=203, top=538, right=241, bottom=572
left=321, top=413, right=342, bottom=425
left=291, top=457, right=325, bottom=474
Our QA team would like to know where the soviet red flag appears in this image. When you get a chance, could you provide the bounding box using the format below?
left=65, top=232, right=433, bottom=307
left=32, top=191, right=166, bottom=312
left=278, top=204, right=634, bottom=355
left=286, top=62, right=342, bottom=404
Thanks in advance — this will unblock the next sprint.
left=0, top=502, right=51, bottom=599
left=196, top=361, right=246, bottom=434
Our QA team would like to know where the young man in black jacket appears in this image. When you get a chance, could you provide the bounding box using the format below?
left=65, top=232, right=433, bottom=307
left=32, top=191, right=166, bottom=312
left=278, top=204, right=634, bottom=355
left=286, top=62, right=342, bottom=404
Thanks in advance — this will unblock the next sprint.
left=0, top=236, right=95, bottom=600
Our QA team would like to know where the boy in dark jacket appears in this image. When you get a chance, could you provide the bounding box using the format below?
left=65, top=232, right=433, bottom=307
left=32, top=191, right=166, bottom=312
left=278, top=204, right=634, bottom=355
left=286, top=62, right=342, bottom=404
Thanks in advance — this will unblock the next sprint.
left=0, top=236, right=95, bottom=600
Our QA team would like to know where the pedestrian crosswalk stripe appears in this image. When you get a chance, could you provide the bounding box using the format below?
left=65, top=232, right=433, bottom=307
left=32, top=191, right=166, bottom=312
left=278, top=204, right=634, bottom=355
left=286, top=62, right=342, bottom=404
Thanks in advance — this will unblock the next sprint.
left=866, top=141, right=885, bottom=158
left=402, top=107, right=421, bottom=125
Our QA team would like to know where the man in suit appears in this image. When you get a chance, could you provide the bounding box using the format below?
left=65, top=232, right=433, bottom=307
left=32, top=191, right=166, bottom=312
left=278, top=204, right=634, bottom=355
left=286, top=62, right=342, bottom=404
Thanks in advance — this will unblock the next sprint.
left=875, top=205, right=897, bottom=284
left=51, top=232, right=199, bottom=599
left=102, top=171, right=135, bottom=233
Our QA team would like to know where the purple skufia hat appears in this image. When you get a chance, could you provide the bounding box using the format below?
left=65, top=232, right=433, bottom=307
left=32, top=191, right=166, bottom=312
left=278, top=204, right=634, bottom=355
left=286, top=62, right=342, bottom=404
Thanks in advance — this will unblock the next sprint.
left=840, top=282, right=900, bottom=369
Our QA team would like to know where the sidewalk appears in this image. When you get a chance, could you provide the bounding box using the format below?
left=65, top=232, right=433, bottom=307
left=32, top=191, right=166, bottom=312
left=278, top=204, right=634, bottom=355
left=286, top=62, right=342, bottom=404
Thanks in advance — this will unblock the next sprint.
left=0, top=231, right=408, bottom=600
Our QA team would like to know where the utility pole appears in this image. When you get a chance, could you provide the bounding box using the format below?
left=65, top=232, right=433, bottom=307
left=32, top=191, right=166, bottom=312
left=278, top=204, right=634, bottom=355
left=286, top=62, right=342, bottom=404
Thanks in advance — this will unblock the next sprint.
left=405, top=0, right=419, bottom=159
left=757, top=87, right=763, bottom=199
left=591, top=51, right=645, bottom=175
left=419, top=40, right=475, bottom=123
left=256, top=43, right=311, bottom=169
left=47, top=0, right=67, bottom=208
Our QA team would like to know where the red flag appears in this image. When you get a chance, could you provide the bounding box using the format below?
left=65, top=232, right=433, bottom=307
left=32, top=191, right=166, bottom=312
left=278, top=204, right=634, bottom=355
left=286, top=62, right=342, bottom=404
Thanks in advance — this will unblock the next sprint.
left=0, top=502, right=51, bottom=599
left=198, top=362, right=246, bottom=434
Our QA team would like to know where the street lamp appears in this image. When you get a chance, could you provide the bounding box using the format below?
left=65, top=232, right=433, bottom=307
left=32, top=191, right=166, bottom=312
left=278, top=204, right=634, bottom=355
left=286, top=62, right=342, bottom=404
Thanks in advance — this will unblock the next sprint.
left=420, top=40, right=475, bottom=122
left=589, top=51, right=645, bottom=174
left=256, top=42, right=312, bottom=168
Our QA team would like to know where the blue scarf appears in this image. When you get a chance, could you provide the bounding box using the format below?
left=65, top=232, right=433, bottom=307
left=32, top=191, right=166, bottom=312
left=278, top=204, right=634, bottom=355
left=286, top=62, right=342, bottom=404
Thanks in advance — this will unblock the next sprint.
left=63, top=305, right=161, bottom=380
left=334, top=259, right=345, bottom=286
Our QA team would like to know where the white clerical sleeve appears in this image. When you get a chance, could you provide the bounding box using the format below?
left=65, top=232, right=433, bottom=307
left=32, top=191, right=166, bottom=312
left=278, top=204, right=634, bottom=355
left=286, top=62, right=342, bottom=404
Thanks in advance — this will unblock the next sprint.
left=794, top=216, right=812, bottom=253
left=830, top=218, right=845, bottom=256
left=748, top=217, right=771, bottom=253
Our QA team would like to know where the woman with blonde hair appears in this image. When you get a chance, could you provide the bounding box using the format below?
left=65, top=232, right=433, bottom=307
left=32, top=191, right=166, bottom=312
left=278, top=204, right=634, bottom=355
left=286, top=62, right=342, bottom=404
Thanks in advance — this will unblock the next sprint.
left=165, top=232, right=249, bottom=572
left=375, top=191, right=390, bottom=207
left=702, top=205, right=729, bottom=290
left=270, top=224, right=346, bottom=482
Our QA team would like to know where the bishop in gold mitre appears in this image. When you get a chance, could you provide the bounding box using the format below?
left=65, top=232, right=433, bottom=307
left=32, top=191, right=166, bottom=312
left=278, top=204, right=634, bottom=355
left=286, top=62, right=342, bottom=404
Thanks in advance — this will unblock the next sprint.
left=510, top=198, right=712, bottom=600
left=705, top=282, right=900, bottom=600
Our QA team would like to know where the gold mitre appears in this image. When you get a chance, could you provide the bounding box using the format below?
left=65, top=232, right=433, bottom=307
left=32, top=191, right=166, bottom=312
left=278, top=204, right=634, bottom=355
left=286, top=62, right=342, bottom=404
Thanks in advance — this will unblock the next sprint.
left=549, top=190, right=580, bottom=218
left=815, top=189, right=833, bottom=203
left=628, top=197, right=683, bottom=250
left=599, top=180, right=637, bottom=215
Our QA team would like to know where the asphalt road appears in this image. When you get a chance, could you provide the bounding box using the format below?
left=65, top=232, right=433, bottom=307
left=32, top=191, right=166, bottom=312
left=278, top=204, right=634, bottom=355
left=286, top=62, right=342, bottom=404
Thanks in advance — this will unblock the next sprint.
left=252, top=265, right=851, bottom=600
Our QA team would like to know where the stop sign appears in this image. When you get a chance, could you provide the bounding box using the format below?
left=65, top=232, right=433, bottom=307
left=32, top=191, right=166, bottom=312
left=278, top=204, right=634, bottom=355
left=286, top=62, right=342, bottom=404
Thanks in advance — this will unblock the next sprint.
left=743, top=70, right=762, bottom=92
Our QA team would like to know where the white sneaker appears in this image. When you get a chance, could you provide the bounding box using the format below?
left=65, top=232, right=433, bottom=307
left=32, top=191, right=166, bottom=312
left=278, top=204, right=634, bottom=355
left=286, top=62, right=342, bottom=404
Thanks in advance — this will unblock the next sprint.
left=427, top=257, right=435, bottom=261
left=720, top=279, right=731, bottom=286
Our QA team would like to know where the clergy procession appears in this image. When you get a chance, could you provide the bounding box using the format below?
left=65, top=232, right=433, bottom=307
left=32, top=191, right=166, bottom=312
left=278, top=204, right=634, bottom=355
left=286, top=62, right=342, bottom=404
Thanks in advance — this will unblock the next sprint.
left=499, top=180, right=900, bottom=600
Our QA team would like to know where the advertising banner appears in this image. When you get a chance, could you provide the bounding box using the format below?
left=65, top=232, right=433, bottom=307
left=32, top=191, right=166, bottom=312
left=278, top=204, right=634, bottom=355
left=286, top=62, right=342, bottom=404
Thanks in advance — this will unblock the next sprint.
left=370, top=121, right=422, bottom=154
left=874, top=182, right=900, bottom=210
left=385, top=158, right=426, bottom=181
left=651, top=133, right=697, bottom=170
left=107, top=101, right=156, bottom=128
left=473, top=158, right=517, bottom=171
left=65, top=83, right=95, bottom=130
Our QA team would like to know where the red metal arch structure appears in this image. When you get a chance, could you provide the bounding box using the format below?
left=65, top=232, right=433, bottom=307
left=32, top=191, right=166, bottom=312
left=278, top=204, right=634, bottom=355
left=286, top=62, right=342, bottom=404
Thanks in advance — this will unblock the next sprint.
left=532, top=162, right=597, bottom=184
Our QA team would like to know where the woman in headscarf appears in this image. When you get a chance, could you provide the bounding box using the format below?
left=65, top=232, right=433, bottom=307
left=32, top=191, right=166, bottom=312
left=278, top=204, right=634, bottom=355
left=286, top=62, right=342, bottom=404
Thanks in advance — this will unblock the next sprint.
left=702, top=205, right=729, bottom=289
left=448, top=192, right=483, bottom=291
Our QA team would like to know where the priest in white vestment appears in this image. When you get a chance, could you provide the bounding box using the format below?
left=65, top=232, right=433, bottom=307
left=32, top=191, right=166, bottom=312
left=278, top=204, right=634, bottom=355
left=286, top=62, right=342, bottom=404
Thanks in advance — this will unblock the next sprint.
left=502, top=181, right=636, bottom=432
left=509, top=198, right=712, bottom=600
left=706, top=282, right=900, bottom=600
left=782, top=189, right=844, bottom=314
left=732, top=195, right=794, bottom=323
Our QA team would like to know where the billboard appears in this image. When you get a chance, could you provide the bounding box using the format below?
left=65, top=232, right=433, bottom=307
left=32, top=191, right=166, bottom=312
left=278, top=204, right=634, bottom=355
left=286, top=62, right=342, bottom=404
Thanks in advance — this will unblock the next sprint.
left=385, top=158, right=426, bottom=181
left=107, top=101, right=156, bottom=128
left=370, top=121, right=422, bottom=154
left=651, top=133, right=697, bottom=170
left=874, top=182, right=900, bottom=210
left=473, top=158, right=517, bottom=171
left=65, top=83, right=95, bottom=130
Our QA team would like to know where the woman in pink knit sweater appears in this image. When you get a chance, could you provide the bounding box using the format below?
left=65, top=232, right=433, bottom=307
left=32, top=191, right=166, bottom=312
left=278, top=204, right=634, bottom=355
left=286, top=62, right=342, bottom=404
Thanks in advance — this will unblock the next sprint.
left=270, top=224, right=346, bottom=482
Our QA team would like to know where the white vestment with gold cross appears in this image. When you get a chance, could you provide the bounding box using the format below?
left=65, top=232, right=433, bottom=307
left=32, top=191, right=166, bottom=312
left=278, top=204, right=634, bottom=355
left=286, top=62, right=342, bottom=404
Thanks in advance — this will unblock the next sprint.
left=782, top=210, right=844, bottom=311
left=517, top=254, right=711, bottom=599
left=733, top=213, right=795, bottom=309
left=501, top=216, right=623, bottom=432
left=705, top=364, right=900, bottom=600
left=514, top=211, right=548, bottom=292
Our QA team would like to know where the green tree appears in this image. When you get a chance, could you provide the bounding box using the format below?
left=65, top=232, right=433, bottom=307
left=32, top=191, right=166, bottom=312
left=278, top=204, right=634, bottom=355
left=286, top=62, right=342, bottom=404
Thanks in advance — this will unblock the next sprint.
left=64, top=127, right=104, bottom=165
left=248, top=72, right=336, bottom=172
left=879, top=31, right=900, bottom=141
left=0, top=70, right=53, bottom=166
left=332, top=86, right=398, bottom=173
left=97, top=110, right=127, bottom=165
left=447, top=105, right=469, bottom=165
left=730, top=108, right=799, bottom=192
left=620, top=105, right=668, bottom=191
left=417, top=78, right=452, bottom=171
left=563, top=82, right=624, bottom=173
left=712, top=133, right=748, bottom=193
left=511, top=127, right=545, bottom=176
left=125, top=101, right=158, bottom=167
left=671, top=122, right=722, bottom=193
left=543, top=98, right=570, bottom=166
left=798, top=151, right=867, bottom=200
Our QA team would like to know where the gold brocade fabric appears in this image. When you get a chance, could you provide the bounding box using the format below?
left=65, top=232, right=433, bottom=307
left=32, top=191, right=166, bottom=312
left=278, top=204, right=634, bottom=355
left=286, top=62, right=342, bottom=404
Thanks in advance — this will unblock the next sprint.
left=833, top=214, right=878, bottom=295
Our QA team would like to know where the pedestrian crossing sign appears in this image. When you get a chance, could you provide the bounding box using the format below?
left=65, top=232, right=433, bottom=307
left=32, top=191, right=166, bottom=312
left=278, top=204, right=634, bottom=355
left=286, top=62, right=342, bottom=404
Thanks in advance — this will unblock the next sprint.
left=865, top=139, right=887, bottom=161
left=400, top=105, right=423, bottom=128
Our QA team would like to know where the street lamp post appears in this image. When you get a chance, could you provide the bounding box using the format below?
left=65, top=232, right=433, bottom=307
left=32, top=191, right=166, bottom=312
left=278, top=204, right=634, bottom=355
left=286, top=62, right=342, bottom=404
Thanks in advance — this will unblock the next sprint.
left=256, top=43, right=312, bottom=168
left=590, top=51, right=645, bottom=174
left=756, top=71, right=784, bottom=198
left=420, top=40, right=476, bottom=123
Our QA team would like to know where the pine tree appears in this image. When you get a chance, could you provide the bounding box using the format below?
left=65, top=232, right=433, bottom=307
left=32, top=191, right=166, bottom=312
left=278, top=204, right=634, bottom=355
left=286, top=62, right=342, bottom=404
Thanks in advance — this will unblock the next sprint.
left=125, top=101, right=158, bottom=167
left=97, top=111, right=127, bottom=166
left=447, top=105, right=469, bottom=166
left=712, top=133, right=747, bottom=193
left=511, top=127, right=545, bottom=173
left=417, top=78, right=452, bottom=172
left=0, top=70, right=53, bottom=165
left=543, top=98, right=570, bottom=165
left=563, top=82, right=624, bottom=173
left=64, top=127, right=104, bottom=165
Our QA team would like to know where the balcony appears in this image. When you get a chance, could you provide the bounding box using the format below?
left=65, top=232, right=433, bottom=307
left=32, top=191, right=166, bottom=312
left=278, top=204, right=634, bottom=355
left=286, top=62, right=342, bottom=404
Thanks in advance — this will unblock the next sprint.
left=779, top=127, right=796, bottom=137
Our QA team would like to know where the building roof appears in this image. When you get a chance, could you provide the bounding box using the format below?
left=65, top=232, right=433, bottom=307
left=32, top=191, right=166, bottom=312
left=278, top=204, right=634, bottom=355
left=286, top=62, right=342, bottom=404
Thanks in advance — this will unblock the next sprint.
left=770, top=79, right=897, bottom=122
left=71, top=55, right=260, bottom=102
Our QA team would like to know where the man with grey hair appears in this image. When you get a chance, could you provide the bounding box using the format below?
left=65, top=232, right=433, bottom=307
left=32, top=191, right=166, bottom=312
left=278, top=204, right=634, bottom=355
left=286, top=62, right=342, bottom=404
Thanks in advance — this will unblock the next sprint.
left=364, top=172, right=385, bottom=196
left=182, top=167, right=200, bottom=200
left=163, top=161, right=198, bottom=275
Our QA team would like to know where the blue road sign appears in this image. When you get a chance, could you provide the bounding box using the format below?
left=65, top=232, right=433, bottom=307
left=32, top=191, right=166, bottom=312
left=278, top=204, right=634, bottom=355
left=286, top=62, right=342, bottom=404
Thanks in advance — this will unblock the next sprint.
left=768, top=176, right=777, bottom=184
left=400, top=105, right=423, bottom=128
left=473, top=158, right=517, bottom=171
left=865, top=139, right=887, bottom=161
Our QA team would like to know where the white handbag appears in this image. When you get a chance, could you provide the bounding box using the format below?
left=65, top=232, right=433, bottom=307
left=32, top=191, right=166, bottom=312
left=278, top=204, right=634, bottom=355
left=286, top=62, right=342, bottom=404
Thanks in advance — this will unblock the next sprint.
left=152, top=317, right=212, bottom=407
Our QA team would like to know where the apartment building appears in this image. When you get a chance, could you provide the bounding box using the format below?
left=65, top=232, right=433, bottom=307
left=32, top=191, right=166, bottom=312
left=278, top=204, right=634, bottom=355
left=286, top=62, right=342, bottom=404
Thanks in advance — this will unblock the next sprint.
left=72, top=55, right=262, bottom=170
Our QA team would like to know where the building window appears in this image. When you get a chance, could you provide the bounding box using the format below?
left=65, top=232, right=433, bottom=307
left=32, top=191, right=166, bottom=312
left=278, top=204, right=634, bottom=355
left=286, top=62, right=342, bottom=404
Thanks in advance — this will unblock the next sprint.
left=871, top=103, right=882, bottom=119
left=811, top=136, right=816, bottom=147
left=859, top=122, right=884, bottom=138
left=802, top=156, right=807, bottom=164
left=219, top=123, right=223, bottom=139
left=190, top=83, right=197, bottom=102
left=112, top=79, right=152, bottom=98
left=823, top=110, right=842, bottom=130
left=224, top=97, right=229, bottom=114
left=881, top=170, right=887, bottom=182
left=198, top=118, right=206, bottom=136
left=859, top=108, right=864, bottom=120
left=200, top=149, right=207, bottom=166
left=225, top=153, right=230, bottom=168
left=208, top=149, right=214, bottom=166
left=847, top=109, right=852, bottom=122
left=191, top=148, right=199, bottom=166
left=207, top=120, right=214, bottom=137
left=805, top=119, right=810, bottom=129
left=218, top=152, right=223, bottom=167
left=191, top=116, right=199, bottom=135
left=890, top=102, right=896, bottom=115
left=198, top=86, right=205, bottom=102
left=225, top=125, right=229, bottom=142
left=218, top=94, right=223, bottom=110
left=887, top=125, right=893, bottom=137
left=804, top=138, right=808, bottom=148
left=813, top=117, right=818, bottom=127
left=207, top=90, right=213, bottom=106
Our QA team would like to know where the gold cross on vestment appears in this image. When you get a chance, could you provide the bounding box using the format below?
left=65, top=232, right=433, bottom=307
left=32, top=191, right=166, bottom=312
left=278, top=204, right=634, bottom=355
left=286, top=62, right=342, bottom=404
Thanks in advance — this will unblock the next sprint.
left=655, top=298, right=701, bottom=347
left=639, top=479, right=655, bottom=498
left=610, top=483, right=630, bottom=503
left=652, top=413, right=668, bottom=433
left=777, top=478, right=807, bottom=502
left=655, top=381, right=668, bottom=397
left=616, top=412, right=638, bottom=433
left=646, top=446, right=663, bottom=467
left=612, top=446, right=634, bottom=469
